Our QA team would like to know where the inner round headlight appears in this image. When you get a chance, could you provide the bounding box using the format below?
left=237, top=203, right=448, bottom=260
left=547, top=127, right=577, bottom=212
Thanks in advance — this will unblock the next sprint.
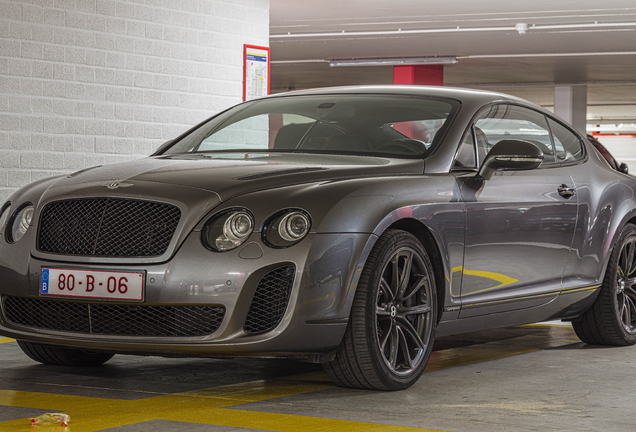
left=202, top=209, right=254, bottom=252
left=279, top=212, right=310, bottom=241
left=223, top=212, right=253, bottom=242
left=263, top=209, right=312, bottom=248
left=10, top=204, right=34, bottom=243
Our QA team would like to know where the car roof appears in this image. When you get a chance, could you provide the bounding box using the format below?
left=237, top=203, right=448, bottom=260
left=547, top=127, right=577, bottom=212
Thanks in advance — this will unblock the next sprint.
left=263, top=85, right=547, bottom=113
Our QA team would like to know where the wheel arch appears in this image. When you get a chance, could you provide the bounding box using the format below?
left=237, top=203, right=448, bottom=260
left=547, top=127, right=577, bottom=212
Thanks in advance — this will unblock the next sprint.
left=375, top=216, right=448, bottom=325
left=600, top=208, right=636, bottom=283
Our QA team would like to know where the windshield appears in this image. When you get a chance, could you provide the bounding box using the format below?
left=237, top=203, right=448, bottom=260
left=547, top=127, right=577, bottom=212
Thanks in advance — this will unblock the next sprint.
left=164, top=94, right=459, bottom=158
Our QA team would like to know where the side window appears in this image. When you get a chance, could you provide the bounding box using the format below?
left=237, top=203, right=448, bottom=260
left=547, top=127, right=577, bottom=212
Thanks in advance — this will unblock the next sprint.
left=472, top=104, right=556, bottom=165
left=453, top=128, right=477, bottom=169
left=547, top=118, right=584, bottom=162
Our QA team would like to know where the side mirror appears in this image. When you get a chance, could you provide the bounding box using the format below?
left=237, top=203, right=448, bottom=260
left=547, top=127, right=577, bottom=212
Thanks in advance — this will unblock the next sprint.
left=619, top=163, right=629, bottom=174
left=478, top=139, right=544, bottom=181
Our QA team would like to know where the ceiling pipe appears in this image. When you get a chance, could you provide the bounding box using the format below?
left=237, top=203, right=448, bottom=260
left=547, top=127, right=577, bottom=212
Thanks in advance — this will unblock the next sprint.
left=271, top=52, right=636, bottom=66
left=465, top=51, right=636, bottom=59
left=270, top=21, right=636, bottom=38
left=329, top=56, right=458, bottom=67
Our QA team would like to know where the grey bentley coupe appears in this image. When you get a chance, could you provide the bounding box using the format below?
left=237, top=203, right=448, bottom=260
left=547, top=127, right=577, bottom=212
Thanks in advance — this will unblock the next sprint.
left=1, top=86, right=636, bottom=390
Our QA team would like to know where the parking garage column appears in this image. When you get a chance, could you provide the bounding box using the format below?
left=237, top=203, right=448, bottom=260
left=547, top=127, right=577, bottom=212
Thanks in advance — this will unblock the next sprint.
left=554, top=85, right=587, bottom=135
left=393, top=65, right=444, bottom=86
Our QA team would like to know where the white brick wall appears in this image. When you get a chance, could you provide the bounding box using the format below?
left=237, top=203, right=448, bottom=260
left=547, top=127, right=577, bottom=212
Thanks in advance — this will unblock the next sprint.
left=0, top=0, right=270, bottom=202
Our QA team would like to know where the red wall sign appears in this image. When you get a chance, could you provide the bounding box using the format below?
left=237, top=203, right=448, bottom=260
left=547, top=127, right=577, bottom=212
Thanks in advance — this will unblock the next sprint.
left=243, top=44, right=270, bottom=101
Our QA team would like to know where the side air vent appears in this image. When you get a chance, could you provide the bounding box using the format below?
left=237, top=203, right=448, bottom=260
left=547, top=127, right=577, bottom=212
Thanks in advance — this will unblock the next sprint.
left=244, top=265, right=295, bottom=334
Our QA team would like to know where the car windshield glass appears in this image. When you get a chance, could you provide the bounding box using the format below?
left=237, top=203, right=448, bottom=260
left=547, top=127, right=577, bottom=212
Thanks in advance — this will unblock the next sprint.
left=163, top=95, right=458, bottom=158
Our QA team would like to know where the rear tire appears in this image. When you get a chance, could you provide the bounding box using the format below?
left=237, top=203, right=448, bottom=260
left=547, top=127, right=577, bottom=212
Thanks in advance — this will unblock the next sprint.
left=573, top=223, right=636, bottom=346
left=323, top=229, right=437, bottom=390
left=17, top=341, right=115, bottom=366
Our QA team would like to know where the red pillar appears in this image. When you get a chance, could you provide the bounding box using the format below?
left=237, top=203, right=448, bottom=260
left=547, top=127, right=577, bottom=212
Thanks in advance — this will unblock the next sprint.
left=393, top=65, right=444, bottom=86
left=268, top=113, right=283, bottom=149
left=392, top=65, right=444, bottom=139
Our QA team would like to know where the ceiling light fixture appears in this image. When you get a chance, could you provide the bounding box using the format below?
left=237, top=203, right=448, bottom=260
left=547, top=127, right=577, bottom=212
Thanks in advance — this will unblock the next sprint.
left=329, top=56, right=458, bottom=67
left=515, top=23, right=529, bottom=35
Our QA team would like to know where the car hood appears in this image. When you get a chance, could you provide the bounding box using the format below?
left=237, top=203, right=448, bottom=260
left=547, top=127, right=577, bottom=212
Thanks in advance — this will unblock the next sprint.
left=51, top=153, right=425, bottom=201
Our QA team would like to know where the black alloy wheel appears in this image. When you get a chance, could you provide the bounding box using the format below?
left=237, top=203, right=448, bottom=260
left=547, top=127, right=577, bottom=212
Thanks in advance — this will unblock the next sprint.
left=573, top=223, right=636, bottom=345
left=375, top=246, right=433, bottom=376
left=615, top=235, right=636, bottom=333
left=324, top=229, right=437, bottom=390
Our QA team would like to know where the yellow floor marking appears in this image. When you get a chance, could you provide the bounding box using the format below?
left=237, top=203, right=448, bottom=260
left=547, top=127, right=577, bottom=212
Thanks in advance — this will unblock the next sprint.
left=426, top=325, right=578, bottom=371
left=0, top=387, right=448, bottom=432
left=450, top=266, right=519, bottom=291
left=0, top=326, right=578, bottom=432
left=523, top=323, right=572, bottom=327
left=0, top=337, right=15, bottom=343
left=177, top=374, right=333, bottom=403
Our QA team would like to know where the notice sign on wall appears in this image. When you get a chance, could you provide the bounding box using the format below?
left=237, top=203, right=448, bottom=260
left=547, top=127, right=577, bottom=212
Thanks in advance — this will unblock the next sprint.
left=243, top=44, right=270, bottom=101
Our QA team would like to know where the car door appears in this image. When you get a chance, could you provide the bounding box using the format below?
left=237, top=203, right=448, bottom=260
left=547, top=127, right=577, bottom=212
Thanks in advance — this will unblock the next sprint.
left=454, top=104, right=578, bottom=318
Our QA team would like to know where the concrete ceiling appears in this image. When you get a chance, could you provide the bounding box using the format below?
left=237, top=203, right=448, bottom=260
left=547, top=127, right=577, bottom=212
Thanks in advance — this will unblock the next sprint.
left=269, top=0, right=636, bottom=128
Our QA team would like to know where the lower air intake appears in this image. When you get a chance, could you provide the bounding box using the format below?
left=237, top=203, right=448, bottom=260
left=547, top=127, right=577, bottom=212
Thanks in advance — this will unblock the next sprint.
left=244, top=265, right=295, bottom=334
left=2, top=295, right=224, bottom=337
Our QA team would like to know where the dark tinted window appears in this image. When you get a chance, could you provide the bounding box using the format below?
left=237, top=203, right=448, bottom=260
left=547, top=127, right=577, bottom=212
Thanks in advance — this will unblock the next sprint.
left=164, top=95, right=458, bottom=158
left=472, top=104, right=555, bottom=165
left=453, top=128, right=477, bottom=168
left=548, top=118, right=584, bottom=162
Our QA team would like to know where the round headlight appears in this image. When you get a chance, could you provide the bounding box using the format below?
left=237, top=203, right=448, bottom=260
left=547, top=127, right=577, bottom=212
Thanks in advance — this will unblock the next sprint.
left=202, top=209, right=254, bottom=252
left=223, top=212, right=253, bottom=242
left=10, top=204, right=34, bottom=243
left=279, top=212, right=310, bottom=241
left=263, top=209, right=311, bottom=248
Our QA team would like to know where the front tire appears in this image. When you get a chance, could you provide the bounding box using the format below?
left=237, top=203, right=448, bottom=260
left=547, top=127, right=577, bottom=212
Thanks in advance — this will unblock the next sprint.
left=18, top=341, right=115, bottom=366
left=573, top=223, right=636, bottom=346
left=324, top=229, right=437, bottom=390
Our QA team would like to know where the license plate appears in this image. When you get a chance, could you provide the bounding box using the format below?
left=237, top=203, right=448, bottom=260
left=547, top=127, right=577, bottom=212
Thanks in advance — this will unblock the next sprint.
left=40, top=268, right=145, bottom=301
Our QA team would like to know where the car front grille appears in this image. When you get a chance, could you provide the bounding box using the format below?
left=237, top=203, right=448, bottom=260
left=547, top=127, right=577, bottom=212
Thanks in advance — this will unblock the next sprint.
left=2, top=295, right=224, bottom=337
left=244, top=265, right=295, bottom=334
left=38, top=198, right=181, bottom=257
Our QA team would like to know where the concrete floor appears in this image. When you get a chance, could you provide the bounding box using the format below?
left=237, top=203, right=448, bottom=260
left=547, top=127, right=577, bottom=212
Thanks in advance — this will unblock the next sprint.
left=0, top=323, right=633, bottom=432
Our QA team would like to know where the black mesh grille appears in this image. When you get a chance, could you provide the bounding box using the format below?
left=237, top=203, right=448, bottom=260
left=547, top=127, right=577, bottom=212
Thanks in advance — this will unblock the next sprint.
left=244, top=265, right=295, bottom=334
left=38, top=198, right=181, bottom=257
left=2, top=295, right=224, bottom=337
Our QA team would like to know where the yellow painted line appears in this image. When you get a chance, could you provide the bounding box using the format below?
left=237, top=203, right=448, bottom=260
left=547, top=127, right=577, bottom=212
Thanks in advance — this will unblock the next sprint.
left=427, top=325, right=578, bottom=372
left=426, top=348, right=538, bottom=372
left=0, top=323, right=579, bottom=431
left=0, top=337, right=15, bottom=343
left=462, top=269, right=518, bottom=290
left=450, top=265, right=519, bottom=292
left=561, top=285, right=600, bottom=293
left=523, top=323, right=572, bottom=328
left=0, top=386, right=451, bottom=432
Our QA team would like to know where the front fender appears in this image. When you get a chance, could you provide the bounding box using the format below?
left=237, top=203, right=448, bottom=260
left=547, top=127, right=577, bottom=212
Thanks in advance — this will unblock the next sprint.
left=212, top=175, right=465, bottom=325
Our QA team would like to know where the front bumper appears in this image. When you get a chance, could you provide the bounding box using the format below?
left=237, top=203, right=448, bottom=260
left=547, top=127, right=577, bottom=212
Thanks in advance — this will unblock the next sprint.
left=0, top=231, right=374, bottom=358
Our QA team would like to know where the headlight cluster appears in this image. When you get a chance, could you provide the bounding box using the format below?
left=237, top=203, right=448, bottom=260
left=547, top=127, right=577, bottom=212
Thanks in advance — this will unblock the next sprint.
left=262, top=210, right=311, bottom=248
left=202, top=209, right=255, bottom=252
left=1, top=203, right=34, bottom=243
left=201, top=208, right=311, bottom=252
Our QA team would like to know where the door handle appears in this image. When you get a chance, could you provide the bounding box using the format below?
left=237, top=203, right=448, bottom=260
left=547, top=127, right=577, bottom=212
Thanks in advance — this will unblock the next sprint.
left=558, top=184, right=576, bottom=198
